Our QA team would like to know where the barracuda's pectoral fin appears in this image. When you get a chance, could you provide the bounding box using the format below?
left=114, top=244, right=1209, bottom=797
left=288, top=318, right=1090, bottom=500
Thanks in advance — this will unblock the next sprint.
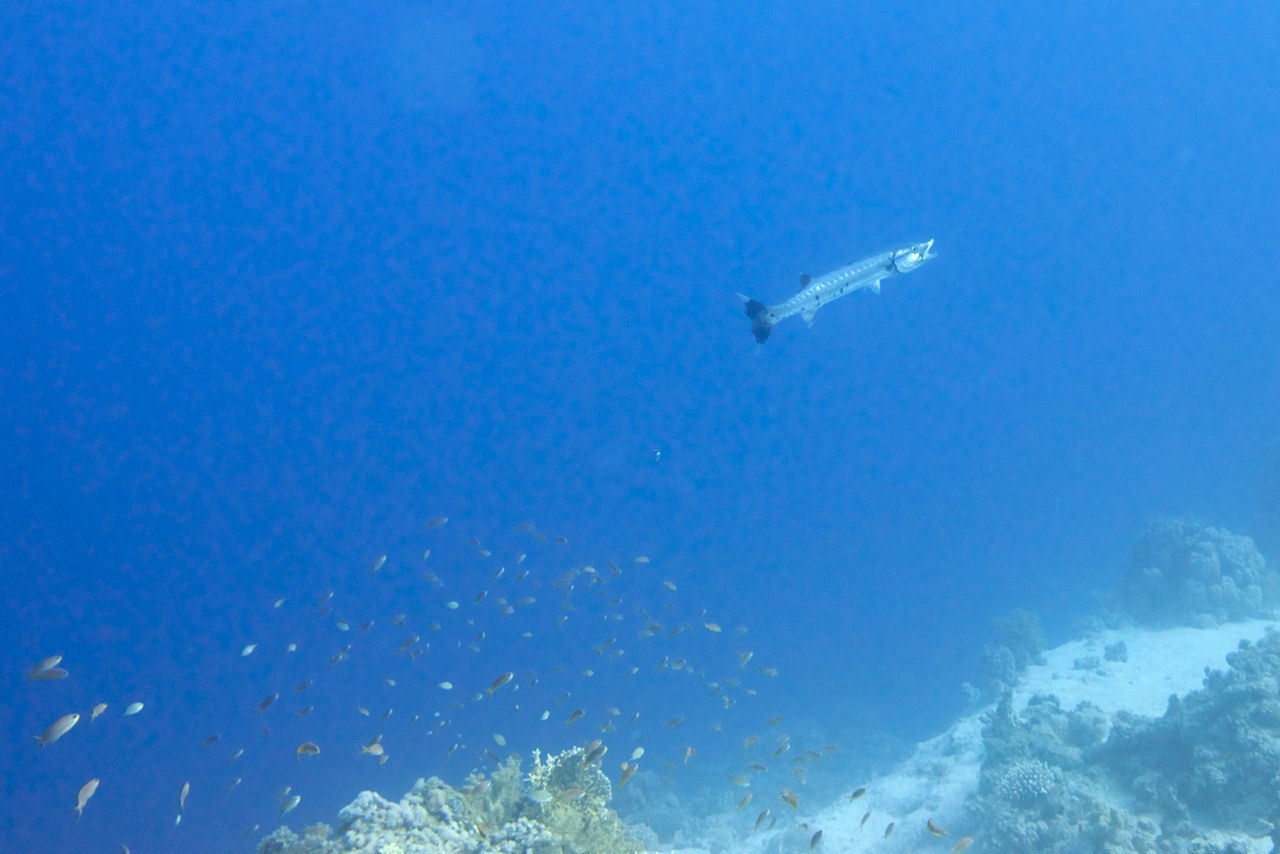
left=801, top=307, right=818, bottom=326
left=868, top=279, right=881, bottom=294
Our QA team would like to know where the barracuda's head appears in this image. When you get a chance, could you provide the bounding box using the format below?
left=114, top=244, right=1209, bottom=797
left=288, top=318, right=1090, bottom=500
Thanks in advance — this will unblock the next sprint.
left=891, top=239, right=936, bottom=273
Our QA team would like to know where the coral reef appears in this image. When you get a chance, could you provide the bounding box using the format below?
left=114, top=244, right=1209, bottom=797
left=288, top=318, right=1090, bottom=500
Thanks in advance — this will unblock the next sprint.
left=970, top=694, right=1154, bottom=854
left=969, top=630, right=1280, bottom=854
left=1104, top=628, right=1280, bottom=837
left=980, top=609, right=1047, bottom=693
left=257, top=747, right=641, bottom=854
left=1115, top=517, right=1279, bottom=627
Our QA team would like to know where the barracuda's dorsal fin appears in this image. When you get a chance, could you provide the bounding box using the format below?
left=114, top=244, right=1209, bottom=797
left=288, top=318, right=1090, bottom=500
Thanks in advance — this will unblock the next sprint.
left=798, top=273, right=810, bottom=289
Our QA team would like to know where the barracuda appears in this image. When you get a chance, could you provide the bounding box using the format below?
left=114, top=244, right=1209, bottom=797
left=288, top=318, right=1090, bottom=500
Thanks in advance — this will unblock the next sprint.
left=738, top=239, right=936, bottom=343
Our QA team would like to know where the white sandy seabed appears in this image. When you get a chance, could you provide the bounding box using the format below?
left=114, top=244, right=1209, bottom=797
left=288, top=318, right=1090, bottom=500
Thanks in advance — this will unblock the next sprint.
left=698, top=619, right=1278, bottom=854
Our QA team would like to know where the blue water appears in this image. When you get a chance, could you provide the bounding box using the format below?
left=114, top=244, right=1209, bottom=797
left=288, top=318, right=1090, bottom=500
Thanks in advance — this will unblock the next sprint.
left=3, top=2, right=1278, bottom=852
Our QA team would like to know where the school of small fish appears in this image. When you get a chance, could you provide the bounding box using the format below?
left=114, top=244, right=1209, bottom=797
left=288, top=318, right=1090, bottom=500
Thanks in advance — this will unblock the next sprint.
left=23, top=517, right=971, bottom=850
left=17, top=519, right=779, bottom=840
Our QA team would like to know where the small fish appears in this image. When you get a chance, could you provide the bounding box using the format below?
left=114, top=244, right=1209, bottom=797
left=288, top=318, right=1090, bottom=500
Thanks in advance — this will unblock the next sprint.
left=737, top=792, right=753, bottom=810
left=226, top=777, right=242, bottom=792
left=361, top=742, right=384, bottom=756
left=122, top=702, right=144, bottom=716
left=754, top=809, right=770, bottom=831
left=493, top=733, right=506, bottom=747
left=619, top=762, right=638, bottom=786
left=528, top=788, right=553, bottom=804
left=662, top=580, right=677, bottom=591
left=704, top=622, right=722, bottom=632
left=630, top=747, right=645, bottom=760
left=29, top=667, right=69, bottom=681
left=928, top=818, right=948, bottom=837
left=665, top=716, right=684, bottom=728
left=859, top=810, right=871, bottom=829
left=952, top=837, right=974, bottom=852
left=201, top=733, right=221, bottom=747
left=296, top=742, right=320, bottom=758
left=566, top=709, right=584, bottom=724
left=273, top=598, right=285, bottom=608
left=370, top=554, right=387, bottom=574
left=556, top=787, right=585, bottom=803
left=683, top=745, right=695, bottom=764
left=73, top=778, right=99, bottom=821
left=748, top=763, right=768, bottom=772
left=635, top=555, right=650, bottom=563
left=744, top=736, right=759, bottom=748
left=244, top=823, right=260, bottom=838
left=425, top=516, right=448, bottom=529
left=487, top=672, right=514, bottom=695
left=809, top=830, right=823, bottom=850
left=726, top=774, right=750, bottom=787
left=229, top=748, right=244, bottom=762
left=179, top=781, right=190, bottom=811
left=90, top=703, right=108, bottom=722
left=240, top=643, right=258, bottom=657
left=848, top=786, right=866, bottom=801
left=883, top=822, right=895, bottom=839
left=27, top=655, right=63, bottom=681
left=34, top=713, right=79, bottom=746
left=257, top=693, right=279, bottom=714
left=780, top=790, right=799, bottom=810
left=279, top=794, right=301, bottom=816
left=438, top=681, right=454, bottom=690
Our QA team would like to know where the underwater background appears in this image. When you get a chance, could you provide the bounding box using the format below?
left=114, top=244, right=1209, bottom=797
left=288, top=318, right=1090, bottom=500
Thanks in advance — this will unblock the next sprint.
left=3, top=2, right=1278, bottom=853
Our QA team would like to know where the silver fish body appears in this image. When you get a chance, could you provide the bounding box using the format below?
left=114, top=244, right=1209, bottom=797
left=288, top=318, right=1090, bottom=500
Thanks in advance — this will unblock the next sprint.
left=739, top=240, right=936, bottom=343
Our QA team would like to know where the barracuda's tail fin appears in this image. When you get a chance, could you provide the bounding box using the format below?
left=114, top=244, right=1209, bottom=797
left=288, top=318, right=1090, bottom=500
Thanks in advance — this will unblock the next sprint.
left=737, top=293, right=773, bottom=344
